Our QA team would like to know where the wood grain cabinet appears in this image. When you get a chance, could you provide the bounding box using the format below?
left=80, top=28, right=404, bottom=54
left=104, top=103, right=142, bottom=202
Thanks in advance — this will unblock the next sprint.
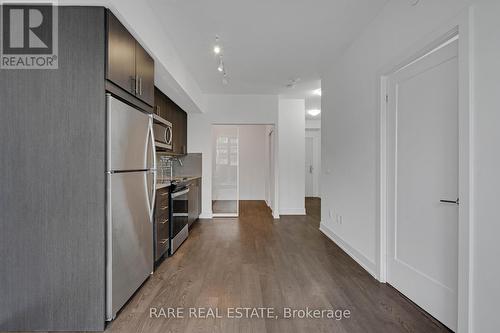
left=0, top=7, right=107, bottom=331
left=154, top=187, right=170, bottom=261
left=1, top=7, right=156, bottom=331
left=154, top=87, right=188, bottom=155
left=135, top=43, right=154, bottom=106
left=106, top=11, right=154, bottom=106
left=188, top=178, right=201, bottom=226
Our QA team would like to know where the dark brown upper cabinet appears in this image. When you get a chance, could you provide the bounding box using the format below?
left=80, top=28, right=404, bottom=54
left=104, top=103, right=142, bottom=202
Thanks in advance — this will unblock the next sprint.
left=154, top=87, right=188, bottom=155
left=135, top=43, right=154, bottom=106
left=106, top=11, right=154, bottom=107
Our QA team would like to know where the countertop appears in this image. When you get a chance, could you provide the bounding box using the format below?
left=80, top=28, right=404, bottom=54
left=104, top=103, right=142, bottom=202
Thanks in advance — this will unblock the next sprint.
left=156, top=176, right=201, bottom=190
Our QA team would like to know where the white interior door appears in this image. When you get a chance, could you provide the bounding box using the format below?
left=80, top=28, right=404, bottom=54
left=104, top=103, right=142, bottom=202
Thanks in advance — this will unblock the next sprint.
left=305, top=137, right=314, bottom=197
left=387, top=39, right=459, bottom=331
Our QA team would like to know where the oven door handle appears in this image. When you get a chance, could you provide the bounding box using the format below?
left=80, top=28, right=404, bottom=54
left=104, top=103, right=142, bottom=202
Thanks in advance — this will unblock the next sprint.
left=172, top=188, right=190, bottom=198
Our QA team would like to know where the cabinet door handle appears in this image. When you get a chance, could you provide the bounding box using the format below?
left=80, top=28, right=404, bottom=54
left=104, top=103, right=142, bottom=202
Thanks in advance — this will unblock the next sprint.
left=131, top=76, right=136, bottom=94
left=161, top=205, right=168, bottom=210
left=160, top=218, right=168, bottom=224
left=160, top=192, right=169, bottom=196
left=135, top=75, right=139, bottom=95
left=159, top=239, right=168, bottom=245
left=139, top=77, right=143, bottom=95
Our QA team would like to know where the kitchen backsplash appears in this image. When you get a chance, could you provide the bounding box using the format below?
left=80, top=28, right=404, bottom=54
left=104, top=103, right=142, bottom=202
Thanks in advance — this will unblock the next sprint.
left=156, top=153, right=202, bottom=179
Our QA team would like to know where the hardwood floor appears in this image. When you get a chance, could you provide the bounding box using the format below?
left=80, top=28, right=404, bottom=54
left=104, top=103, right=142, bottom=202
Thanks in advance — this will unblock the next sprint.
left=8, top=200, right=450, bottom=333
left=212, top=200, right=239, bottom=214
left=102, top=199, right=450, bottom=333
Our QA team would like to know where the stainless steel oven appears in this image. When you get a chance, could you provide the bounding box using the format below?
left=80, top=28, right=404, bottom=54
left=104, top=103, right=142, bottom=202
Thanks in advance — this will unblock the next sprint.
left=152, top=114, right=172, bottom=151
left=170, top=185, right=189, bottom=254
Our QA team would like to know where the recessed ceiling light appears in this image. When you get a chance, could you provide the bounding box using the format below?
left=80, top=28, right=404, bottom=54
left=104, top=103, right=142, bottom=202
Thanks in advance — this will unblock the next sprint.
left=214, top=45, right=221, bottom=54
left=313, top=89, right=322, bottom=96
left=307, top=109, right=321, bottom=117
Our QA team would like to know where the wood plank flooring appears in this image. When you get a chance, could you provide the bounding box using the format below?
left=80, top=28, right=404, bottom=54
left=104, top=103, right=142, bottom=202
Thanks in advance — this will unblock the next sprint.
left=103, top=199, right=451, bottom=333
left=3, top=199, right=451, bottom=332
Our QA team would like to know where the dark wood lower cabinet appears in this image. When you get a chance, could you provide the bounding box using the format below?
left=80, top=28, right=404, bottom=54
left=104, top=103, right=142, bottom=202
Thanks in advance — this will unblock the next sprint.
left=188, top=178, right=201, bottom=226
left=155, top=187, right=170, bottom=262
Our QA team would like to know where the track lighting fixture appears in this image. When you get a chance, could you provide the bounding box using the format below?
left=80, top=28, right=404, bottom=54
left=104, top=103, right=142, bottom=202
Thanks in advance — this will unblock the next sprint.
left=217, top=57, right=224, bottom=72
left=213, top=35, right=228, bottom=84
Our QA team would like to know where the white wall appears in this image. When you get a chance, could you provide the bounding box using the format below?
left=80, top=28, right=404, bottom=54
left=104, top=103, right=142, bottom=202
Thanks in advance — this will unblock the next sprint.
left=320, top=0, right=500, bottom=331
left=321, top=0, right=471, bottom=272
left=204, top=94, right=278, bottom=124
left=278, top=99, right=306, bottom=215
left=470, top=2, right=500, bottom=332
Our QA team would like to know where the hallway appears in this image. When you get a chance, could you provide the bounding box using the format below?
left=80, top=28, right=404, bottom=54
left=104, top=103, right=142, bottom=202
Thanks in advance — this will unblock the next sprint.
left=105, top=200, right=451, bottom=333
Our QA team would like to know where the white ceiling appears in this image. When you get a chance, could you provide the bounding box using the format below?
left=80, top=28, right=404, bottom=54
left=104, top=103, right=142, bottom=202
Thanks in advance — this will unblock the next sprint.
left=147, top=0, right=388, bottom=96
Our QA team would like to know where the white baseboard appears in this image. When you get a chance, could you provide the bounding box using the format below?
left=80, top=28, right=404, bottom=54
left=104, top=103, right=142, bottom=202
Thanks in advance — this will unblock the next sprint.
left=280, top=208, right=306, bottom=215
left=319, top=222, right=378, bottom=279
left=199, top=212, right=213, bottom=219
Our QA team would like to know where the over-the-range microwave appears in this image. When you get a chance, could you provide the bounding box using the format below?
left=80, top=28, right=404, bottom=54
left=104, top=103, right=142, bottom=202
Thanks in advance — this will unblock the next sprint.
left=152, top=114, right=172, bottom=151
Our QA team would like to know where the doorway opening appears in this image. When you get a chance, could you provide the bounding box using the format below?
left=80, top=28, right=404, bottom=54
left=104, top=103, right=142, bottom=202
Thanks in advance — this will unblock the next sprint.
left=305, top=129, right=321, bottom=198
left=305, top=87, right=322, bottom=219
left=212, top=124, right=277, bottom=218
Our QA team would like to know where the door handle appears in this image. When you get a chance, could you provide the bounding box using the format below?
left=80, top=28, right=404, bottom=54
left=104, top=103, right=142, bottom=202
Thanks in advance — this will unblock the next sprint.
left=440, top=198, right=459, bottom=205
left=139, top=77, right=143, bottom=95
left=131, top=76, right=136, bottom=94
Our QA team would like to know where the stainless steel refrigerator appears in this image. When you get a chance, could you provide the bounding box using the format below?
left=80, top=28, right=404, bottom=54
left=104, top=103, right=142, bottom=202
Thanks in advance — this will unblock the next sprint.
left=105, top=94, right=156, bottom=321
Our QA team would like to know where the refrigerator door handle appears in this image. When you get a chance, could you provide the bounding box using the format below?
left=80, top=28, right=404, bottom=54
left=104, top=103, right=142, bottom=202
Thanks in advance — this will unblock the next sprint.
left=147, top=117, right=156, bottom=222
left=147, top=115, right=157, bottom=171
left=148, top=171, right=156, bottom=222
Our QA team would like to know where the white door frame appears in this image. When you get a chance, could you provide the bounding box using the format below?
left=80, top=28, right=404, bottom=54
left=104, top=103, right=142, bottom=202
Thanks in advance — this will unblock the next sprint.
left=211, top=123, right=280, bottom=218
left=377, top=8, right=472, bottom=333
